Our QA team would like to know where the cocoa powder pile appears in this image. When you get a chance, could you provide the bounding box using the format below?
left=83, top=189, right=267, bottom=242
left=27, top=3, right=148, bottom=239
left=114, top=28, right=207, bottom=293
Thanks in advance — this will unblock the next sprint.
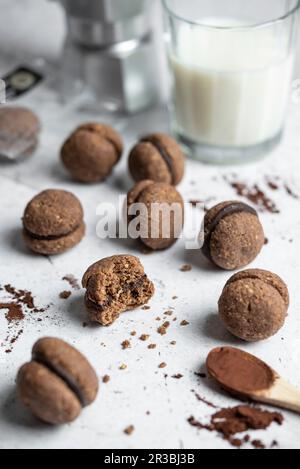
left=188, top=405, right=283, bottom=448
left=0, top=283, right=46, bottom=353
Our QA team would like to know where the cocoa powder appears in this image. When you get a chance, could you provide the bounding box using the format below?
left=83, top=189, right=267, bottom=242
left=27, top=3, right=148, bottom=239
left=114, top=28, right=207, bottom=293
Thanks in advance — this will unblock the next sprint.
left=0, top=283, right=46, bottom=354
left=206, top=347, right=276, bottom=396
left=188, top=405, right=283, bottom=448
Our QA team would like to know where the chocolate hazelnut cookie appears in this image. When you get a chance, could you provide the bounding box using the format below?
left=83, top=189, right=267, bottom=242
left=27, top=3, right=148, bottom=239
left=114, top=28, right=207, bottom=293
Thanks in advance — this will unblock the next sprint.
left=61, top=123, right=123, bottom=183
left=219, top=269, right=289, bottom=342
left=23, top=189, right=85, bottom=255
left=202, top=201, right=265, bottom=270
left=82, top=255, right=155, bottom=326
left=127, top=180, right=184, bottom=250
left=17, top=337, right=99, bottom=424
left=0, top=106, right=40, bottom=159
left=128, top=133, right=185, bottom=185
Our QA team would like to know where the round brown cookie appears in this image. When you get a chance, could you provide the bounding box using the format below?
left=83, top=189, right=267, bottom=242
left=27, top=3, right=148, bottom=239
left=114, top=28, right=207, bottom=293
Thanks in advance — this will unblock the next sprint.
left=218, top=269, right=289, bottom=342
left=61, top=122, right=123, bottom=183
left=23, top=189, right=85, bottom=255
left=82, top=255, right=155, bottom=326
left=128, top=133, right=185, bottom=185
left=127, top=180, right=184, bottom=250
left=17, top=337, right=99, bottom=425
left=0, top=106, right=40, bottom=158
left=202, top=201, right=265, bottom=270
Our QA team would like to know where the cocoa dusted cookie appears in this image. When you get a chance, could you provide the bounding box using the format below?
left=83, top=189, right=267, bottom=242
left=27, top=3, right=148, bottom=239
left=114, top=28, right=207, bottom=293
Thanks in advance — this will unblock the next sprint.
left=127, top=180, right=184, bottom=250
left=61, top=122, right=123, bottom=183
left=219, top=269, right=289, bottom=342
left=202, top=201, right=265, bottom=270
left=0, top=106, right=40, bottom=158
left=82, top=255, right=155, bottom=326
left=17, top=337, right=99, bottom=425
left=23, top=189, right=85, bottom=255
left=128, top=133, right=185, bottom=185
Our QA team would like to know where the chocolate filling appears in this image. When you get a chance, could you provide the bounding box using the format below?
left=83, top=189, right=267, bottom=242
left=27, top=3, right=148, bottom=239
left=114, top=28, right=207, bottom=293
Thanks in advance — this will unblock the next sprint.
left=33, top=352, right=87, bottom=407
left=24, top=223, right=81, bottom=241
left=141, top=136, right=175, bottom=184
left=202, top=202, right=258, bottom=261
left=86, top=275, right=148, bottom=312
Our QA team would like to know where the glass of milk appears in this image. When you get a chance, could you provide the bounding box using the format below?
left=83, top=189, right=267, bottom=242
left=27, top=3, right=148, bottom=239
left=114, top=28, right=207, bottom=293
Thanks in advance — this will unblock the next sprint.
left=163, top=0, right=300, bottom=164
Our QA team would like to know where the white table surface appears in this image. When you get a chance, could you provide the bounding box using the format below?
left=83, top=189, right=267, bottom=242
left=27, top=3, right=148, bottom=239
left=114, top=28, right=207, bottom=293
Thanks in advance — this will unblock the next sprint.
left=0, top=0, right=300, bottom=450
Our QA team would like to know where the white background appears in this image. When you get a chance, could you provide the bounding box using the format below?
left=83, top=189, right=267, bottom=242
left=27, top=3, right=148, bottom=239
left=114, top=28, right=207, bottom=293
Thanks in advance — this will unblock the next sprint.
left=0, top=0, right=300, bottom=450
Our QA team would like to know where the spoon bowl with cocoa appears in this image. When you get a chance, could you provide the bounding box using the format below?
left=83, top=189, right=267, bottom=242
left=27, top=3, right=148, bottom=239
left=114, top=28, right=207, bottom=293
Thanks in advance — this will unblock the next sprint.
left=207, top=347, right=300, bottom=414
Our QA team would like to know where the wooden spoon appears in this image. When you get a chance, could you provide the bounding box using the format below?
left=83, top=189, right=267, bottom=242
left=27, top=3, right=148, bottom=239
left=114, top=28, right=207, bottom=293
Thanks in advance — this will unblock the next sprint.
left=206, top=347, right=300, bottom=414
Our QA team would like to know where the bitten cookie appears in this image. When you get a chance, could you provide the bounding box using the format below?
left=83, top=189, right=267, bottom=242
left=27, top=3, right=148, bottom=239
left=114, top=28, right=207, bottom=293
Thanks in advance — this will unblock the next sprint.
left=128, top=133, right=185, bottom=185
left=23, top=189, right=85, bottom=255
left=17, top=337, right=99, bottom=425
left=82, top=255, right=155, bottom=326
left=127, top=180, right=184, bottom=250
left=219, top=269, right=289, bottom=342
left=202, top=201, right=265, bottom=270
left=61, top=122, right=123, bottom=183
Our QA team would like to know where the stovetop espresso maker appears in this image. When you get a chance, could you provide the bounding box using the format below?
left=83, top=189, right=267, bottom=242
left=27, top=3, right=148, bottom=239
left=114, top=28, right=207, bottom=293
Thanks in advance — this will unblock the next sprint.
left=55, top=0, right=158, bottom=113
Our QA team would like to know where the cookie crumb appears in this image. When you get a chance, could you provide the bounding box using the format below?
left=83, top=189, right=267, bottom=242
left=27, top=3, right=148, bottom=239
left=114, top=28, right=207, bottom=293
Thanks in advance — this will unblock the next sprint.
left=180, top=320, right=190, bottom=326
left=59, top=290, right=72, bottom=300
left=164, top=310, right=173, bottom=316
left=140, top=334, right=150, bottom=341
left=157, top=325, right=167, bottom=335
left=124, top=425, right=135, bottom=435
left=102, top=375, right=110, bottom=383
left=142, top=305, right=151, bottom=310
left=172, top=296, right=178, bottom=300
left=148, top=344, right=157, bottom=349
left=170, top=341, right=177, bottom=345
left=158, top=362, right=167, bottom=369
left=180, top=264, right=192, bottom=272
left=130, top=331, right=137, bottom=336
left=121, top=340, right=131, bottom=349
left=172, top=374, right=183, bottom=379
left=119, top=364, right=127, bottom=370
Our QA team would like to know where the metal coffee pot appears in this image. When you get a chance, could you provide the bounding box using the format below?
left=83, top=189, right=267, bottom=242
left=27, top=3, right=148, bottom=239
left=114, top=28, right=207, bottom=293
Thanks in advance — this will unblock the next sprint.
left=55, top=0, right=158, bottom=113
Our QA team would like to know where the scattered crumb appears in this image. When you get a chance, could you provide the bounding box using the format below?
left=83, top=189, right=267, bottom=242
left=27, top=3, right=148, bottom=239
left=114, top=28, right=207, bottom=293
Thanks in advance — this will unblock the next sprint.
left=170, top=341, right=177, bottom=345
left=156, top=317, right=161, bottom=321
left=130, top=331, right=137, bottom=336
left=164, top=310, right=173, bottom=316
left=59, top=290, right=71, bottom=300
left=62, top=275, right=80, bottom=290
left=180, top=264, right=192, bottom=272
left=195, top=372, right=207, bottom=379
left=140, top=334, right=150, bottom=341
left=82, top=322, right=88, bottom=328
left=252, top=440, right=265, bottom=449
left=148, top=344, right=157, bottom=349
left=121, top=340, right=131, bottom=350
left=162, top=321, right=170, bottom=328
left=142, top=305, right=151, bottom=310
left=172, top=374, right=183, bottom=379
left=172, top=296, right=178, bottom=300
left=157, top=325, right=167, bottom=335
left=159, top=362, right=167, bottom=369
left=102, top=375, right=110, bottom=383
left=180, top=320, right=190, bottom=326
left=119, top=364, right=127, bottom=370
left=124, top=425, right=135, bottom=435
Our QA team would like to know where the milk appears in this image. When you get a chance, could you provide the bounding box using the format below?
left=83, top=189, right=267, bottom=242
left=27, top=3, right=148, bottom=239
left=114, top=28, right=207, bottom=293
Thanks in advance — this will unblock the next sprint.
left=170, top=19, right=294, bottom=148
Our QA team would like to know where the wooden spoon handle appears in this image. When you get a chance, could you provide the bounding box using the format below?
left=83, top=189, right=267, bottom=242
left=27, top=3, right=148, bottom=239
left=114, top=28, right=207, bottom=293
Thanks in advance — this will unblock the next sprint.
left=254, top=377, right=300, bottom=414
